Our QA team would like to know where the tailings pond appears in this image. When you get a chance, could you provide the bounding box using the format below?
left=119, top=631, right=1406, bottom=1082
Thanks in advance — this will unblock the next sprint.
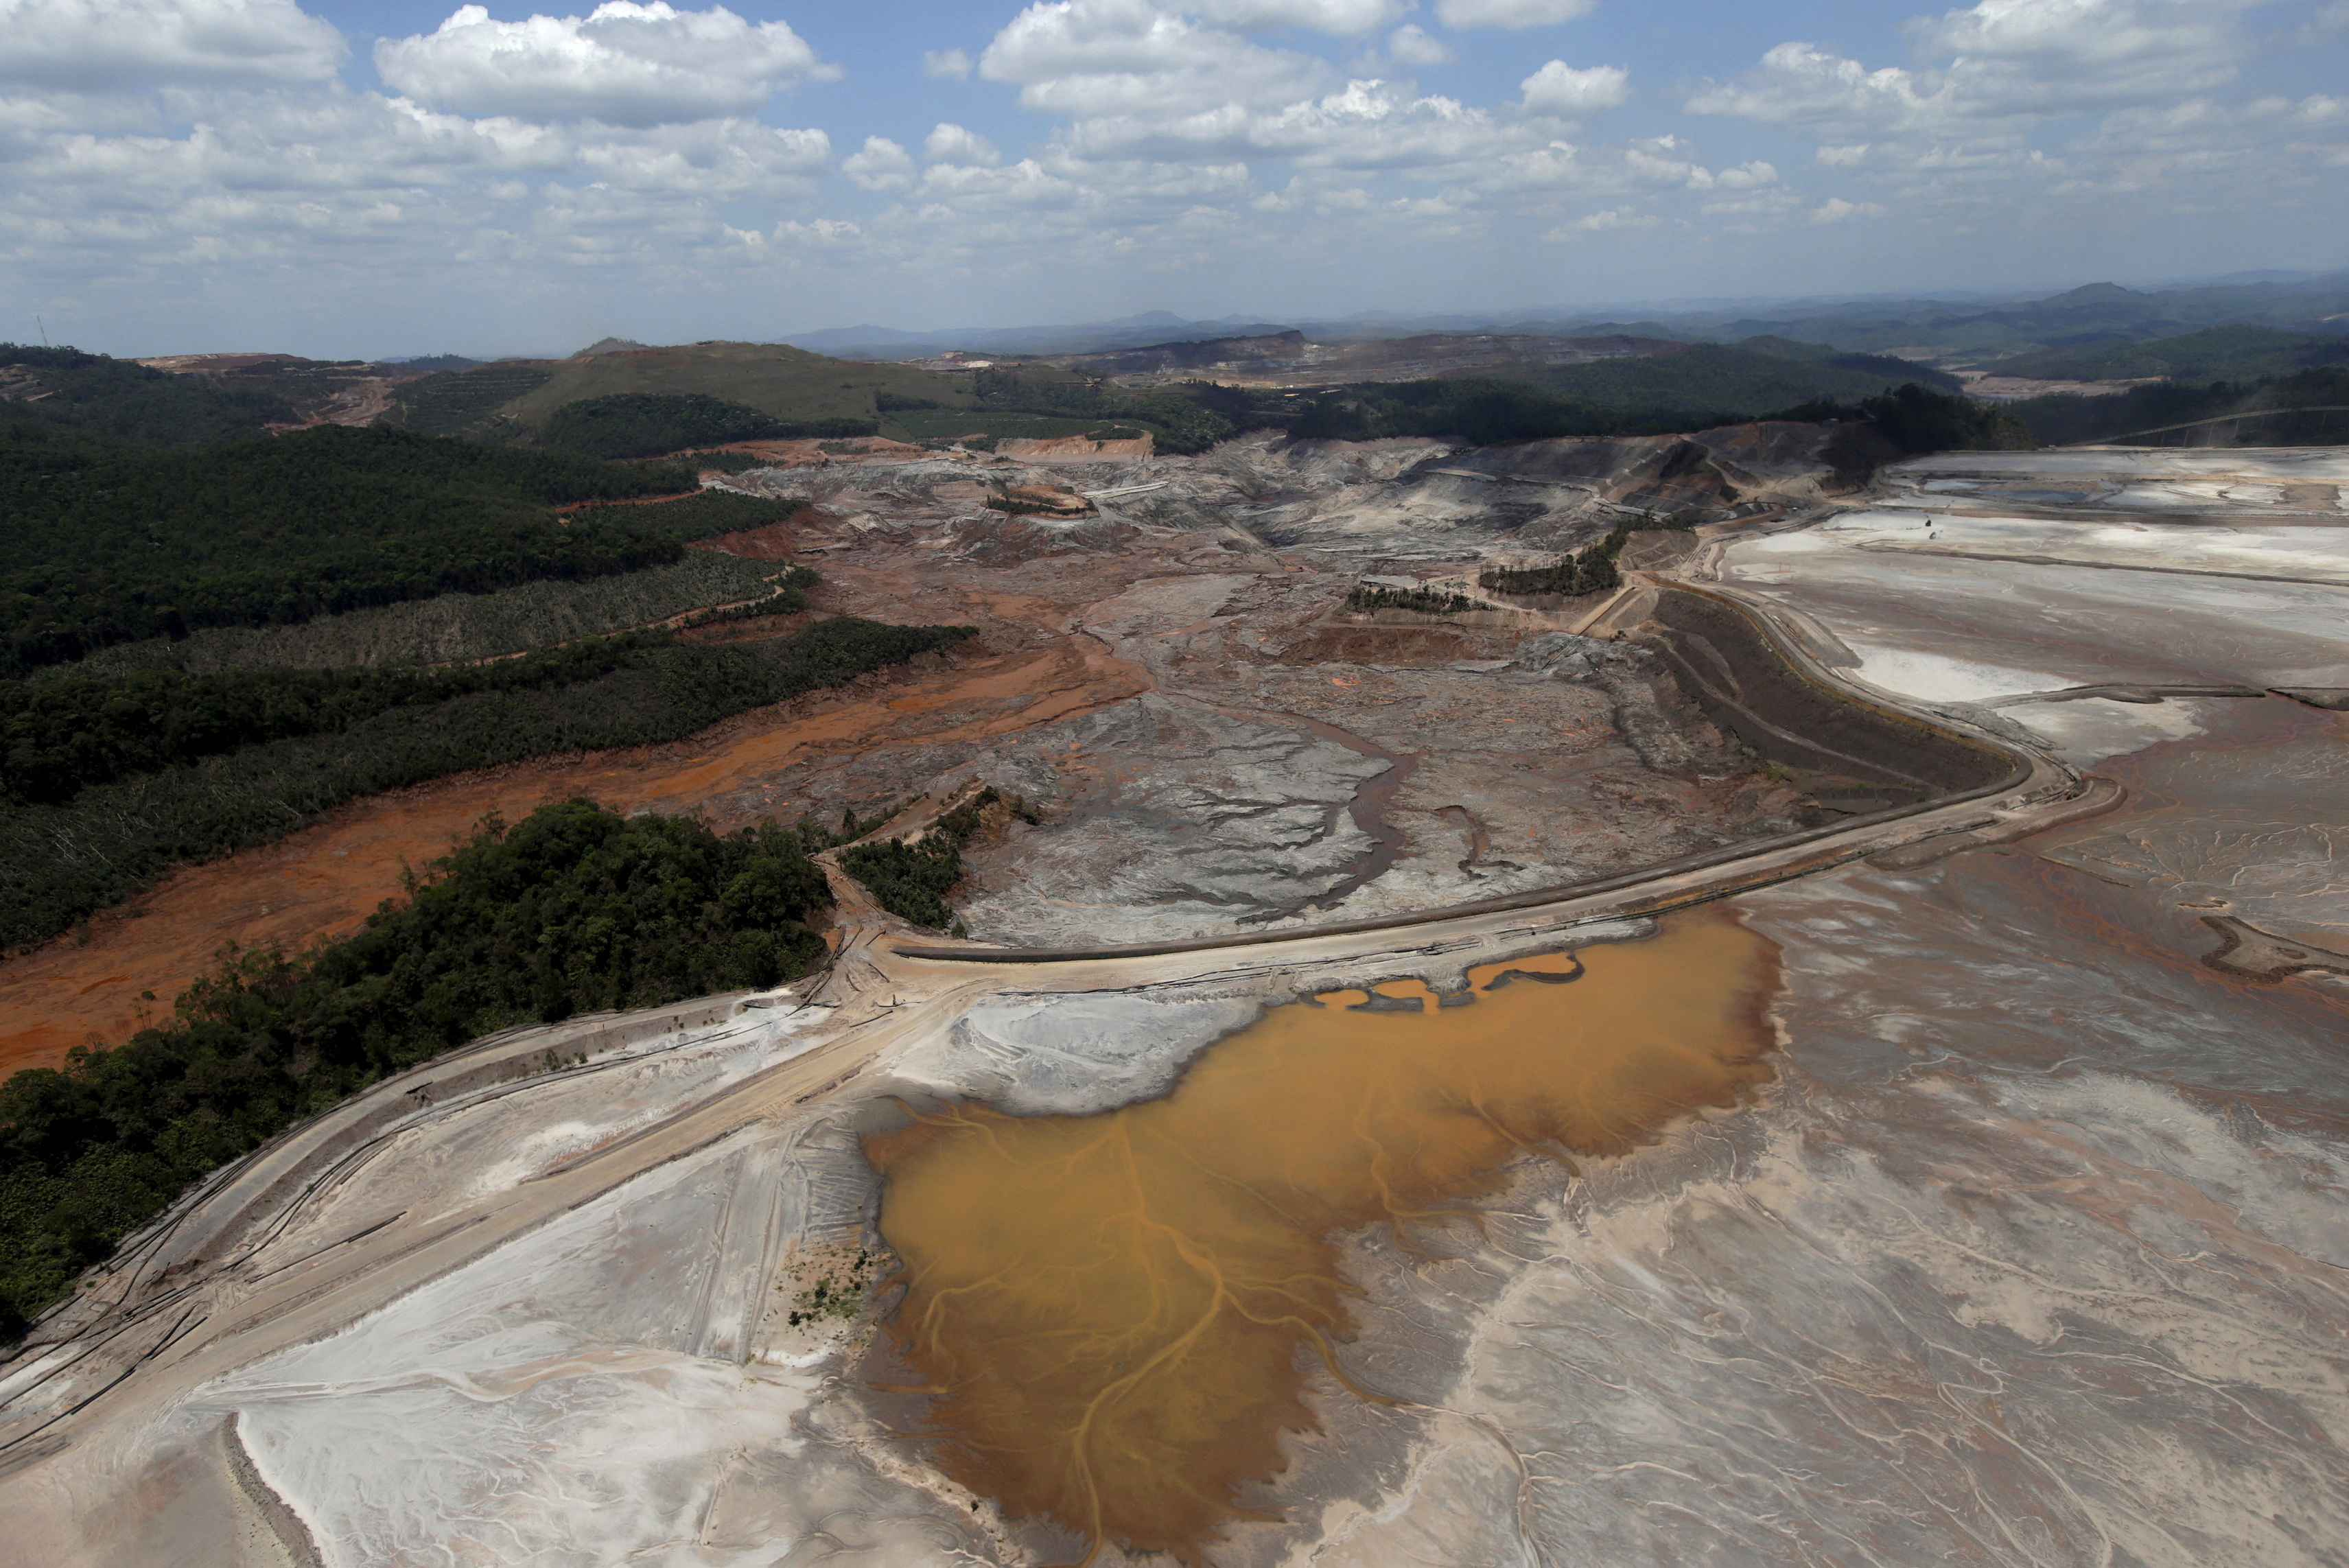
left=864, top=911, right=1779, bottom=1562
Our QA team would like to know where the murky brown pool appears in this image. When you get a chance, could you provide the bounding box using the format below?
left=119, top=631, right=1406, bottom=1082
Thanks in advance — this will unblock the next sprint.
left=864, top=911, right=1781, bottom=1563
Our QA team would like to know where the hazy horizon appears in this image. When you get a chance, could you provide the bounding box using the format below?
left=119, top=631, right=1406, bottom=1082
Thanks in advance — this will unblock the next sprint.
left=5, top=0, right=2347, bottom=360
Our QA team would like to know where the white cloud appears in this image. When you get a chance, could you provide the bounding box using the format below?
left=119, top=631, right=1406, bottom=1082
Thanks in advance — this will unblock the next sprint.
left=841, top=134, right=915, bottom=189
left=1520, top=60, right=1627, bottom=114
left=1541, top=206, right=1657, bottom=237
left=1809, top=196, right=1883, bottom=223
left=1386, top=24, right=1451, bottom=66
left=0, top=0, right=345, bottom=90
left=922, top=48, right=973, bottom=79
left=979, top=0, right=1328, bottom=118
left=1061, top=76, right=1523, bottom=169
left=375, top=2, right=836, bottom=128
left=1434, top=0, right=1596, bottom=30
left=924, top=121, right=1002, bottom=165
left=1192, top=0, right=1409, bottom=33
left=1690, top=0, right=2263, bottom=141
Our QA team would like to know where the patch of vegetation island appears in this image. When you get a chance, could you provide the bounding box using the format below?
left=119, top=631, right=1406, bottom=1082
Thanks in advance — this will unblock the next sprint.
left=841, top=786, right=1030, bottom=929
left=0, top=420, right=709, bottom=675
left=1480, top=512, right=1692, bottom=600
left=0, top=616, right=976, bottom=952
left=1342, top=585, right=1481, bottom=615
left=0, top=799, right=860, bottom=1337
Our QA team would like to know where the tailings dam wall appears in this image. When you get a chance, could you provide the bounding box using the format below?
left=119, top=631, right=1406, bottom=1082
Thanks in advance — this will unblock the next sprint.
left=1637, top=585, right=2017, bottom=809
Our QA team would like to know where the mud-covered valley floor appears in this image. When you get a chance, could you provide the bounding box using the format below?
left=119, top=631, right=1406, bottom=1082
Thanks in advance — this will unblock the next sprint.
left=0, top=428, right=1826, bottom=1071
left=4, top=436, right=2346, bottom=1568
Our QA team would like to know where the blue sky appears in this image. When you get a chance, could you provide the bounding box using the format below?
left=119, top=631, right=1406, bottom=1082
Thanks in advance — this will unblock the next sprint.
left=4, top=0, right=2346, bottom=358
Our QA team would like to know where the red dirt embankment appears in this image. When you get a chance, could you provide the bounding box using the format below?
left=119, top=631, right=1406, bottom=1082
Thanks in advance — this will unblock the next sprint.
left=0, top=633, right=1146, bottom=1077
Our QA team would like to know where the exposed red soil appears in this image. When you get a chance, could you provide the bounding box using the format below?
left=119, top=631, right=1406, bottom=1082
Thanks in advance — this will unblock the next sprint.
left=0, top=627, right=1147, bottom=1077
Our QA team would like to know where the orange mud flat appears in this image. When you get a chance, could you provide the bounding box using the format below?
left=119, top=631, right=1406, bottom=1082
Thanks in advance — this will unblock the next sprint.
left=866, top=911, right=1781, bottom=1565
left=0, top=635, right=1145, bottom=1076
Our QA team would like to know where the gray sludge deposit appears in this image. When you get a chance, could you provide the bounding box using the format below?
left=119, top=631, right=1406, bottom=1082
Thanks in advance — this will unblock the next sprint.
left=3, top=436, right=2346, bottom=1567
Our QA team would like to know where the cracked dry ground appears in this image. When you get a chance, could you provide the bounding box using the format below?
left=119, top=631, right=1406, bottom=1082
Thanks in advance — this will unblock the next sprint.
left=0, top=491, right=1805, bottom=1071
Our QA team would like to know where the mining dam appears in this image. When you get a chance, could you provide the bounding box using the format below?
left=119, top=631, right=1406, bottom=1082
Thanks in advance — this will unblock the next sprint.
left=1, top=435, right=2344, bottom=1567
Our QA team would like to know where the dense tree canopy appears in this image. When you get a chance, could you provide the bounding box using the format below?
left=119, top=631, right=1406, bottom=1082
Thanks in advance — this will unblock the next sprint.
left=0, top=799, right=848, bottom=1336
left=1, top=616, right=974, bottom=950
left=0, top=344, right=293, bottom=445
left=0, top=421, right=703, bottom=674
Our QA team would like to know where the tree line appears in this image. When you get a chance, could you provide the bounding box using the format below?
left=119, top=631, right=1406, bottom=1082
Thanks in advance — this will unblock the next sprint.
left=536, top=392, right=876, bottom=459
left=1, top=617, right=975, bottom=952
left=0, top=421, right=711, bottom=675
left=0, top=343, right=294, bottom=446
left=839, top=786, right=1036, bottom=929
left=1480, top=511, right=1692, bottom=599
left=0, top=799, right=861, bottom=1337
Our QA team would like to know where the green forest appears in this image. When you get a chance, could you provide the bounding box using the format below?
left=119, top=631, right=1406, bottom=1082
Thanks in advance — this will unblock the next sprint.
left=2006, top=366, right=2349, bottom=446
left=0, top=344, right=292, bottom=445
left=1770, top=383, right=2036, bottom=456
left=1521, top=340, right=1962, bottom=414
left=1342, top=584, right=1481, bottom=614
left=538, top=391, right=788, bottom=457
left=1480, top=511, right=1692, bottom=600
left=839, top=786, right=1020, bottom=928
left=562, top=488, right=806, bottom=542
left=0, top=799, right=849, bottom=1336
left=1987, top=325, right=2349, bottom=384
left=0, top=420, right=708, bottom=673
left=535, top=392, right=876, bottom=458
left=1288, top=377, right=1729, bottom=444
left=1, top=617, right=974, bottom=952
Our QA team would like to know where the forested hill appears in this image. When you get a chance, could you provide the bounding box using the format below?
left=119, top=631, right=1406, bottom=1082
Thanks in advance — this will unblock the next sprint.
left=0, top=420, right=703, bottom=674
left=0, top=344, right=293, bottom=445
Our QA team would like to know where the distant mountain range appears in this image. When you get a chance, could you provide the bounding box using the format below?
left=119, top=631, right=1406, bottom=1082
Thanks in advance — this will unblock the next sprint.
left=782, top=312, right=1300, bottom=361
left=777, top=272, right=2349, bottom=371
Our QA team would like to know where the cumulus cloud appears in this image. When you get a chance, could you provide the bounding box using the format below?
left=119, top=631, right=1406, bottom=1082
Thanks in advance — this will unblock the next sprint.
left=922, top=47, right=973, bottom=79
left=841, top=134, right=915, bottom=189
left=0, top=0, right=345, bottom=90
left=1809, top=196, right=1883, bottom=222
left=1386, top=25, right=1451, bottom=65
left=1689, top=0, right=2262, bottom=140
left=980, top=0, right=1328, bottom=117
left=1062, top=76, right=1526, bottom=169
left=1520, top=60, right=1626, bottom=114
left=1192, top=0, right=1409, bottom=32
left=1541, top=206, right=1657, bottom=237
left=375, top=2, right=836, bottom=128
left=924, top=122, right=1002, bottom=165
left=1434, top=0, right=1596, bottom=30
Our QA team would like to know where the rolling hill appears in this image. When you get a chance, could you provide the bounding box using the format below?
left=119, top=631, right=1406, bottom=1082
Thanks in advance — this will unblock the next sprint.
left=1983, top=325, right=2349, bottom=383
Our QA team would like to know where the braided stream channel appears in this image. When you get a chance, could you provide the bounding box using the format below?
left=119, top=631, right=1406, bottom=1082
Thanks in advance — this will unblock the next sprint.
left=863, top=909, right=1781, bottom=1563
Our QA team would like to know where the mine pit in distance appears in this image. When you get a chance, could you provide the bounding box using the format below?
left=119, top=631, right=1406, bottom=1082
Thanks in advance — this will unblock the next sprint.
left=863, top=907, right=1781, bottom=1565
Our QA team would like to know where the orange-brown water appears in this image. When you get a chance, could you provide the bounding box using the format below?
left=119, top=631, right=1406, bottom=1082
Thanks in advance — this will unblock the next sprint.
left=864, top=911, right=1781, bottom=1564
